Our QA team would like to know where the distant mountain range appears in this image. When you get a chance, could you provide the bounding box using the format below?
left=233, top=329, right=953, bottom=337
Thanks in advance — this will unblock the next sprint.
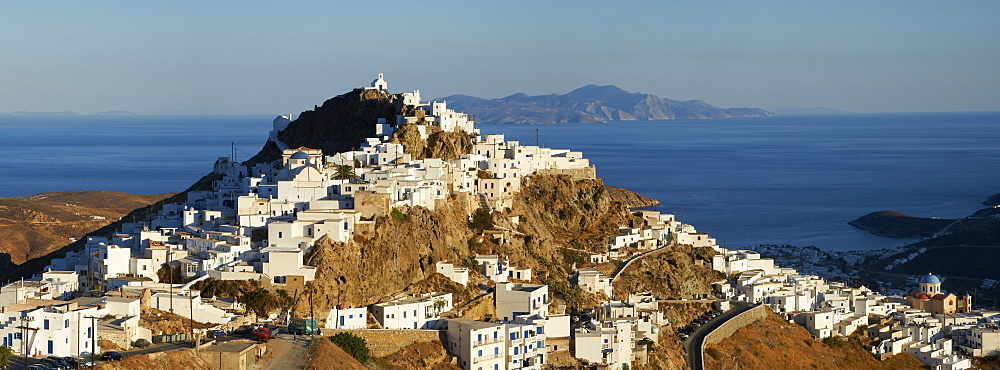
left=437, top=85, right=774, bottom=124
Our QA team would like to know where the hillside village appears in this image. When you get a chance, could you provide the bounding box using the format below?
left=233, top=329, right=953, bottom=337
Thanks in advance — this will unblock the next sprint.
left=4, top=75, right=1000, bottom=370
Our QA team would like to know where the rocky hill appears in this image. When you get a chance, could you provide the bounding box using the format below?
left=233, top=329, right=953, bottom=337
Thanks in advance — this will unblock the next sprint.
left=4, top=85, right=723, bottom=367
left=0, top=191, right=173, bottom=264
left=703, top=311, right=925, bottom=369
left=439, top=84, right=774, bottom=124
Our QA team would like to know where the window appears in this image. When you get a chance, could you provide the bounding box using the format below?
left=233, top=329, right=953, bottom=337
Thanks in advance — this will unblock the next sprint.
left=478, top=350, right=482, bottom=356
left=65, top=319, right=70, bottom=328
left=510, top=333, right=516, bottom=340
left=513, top=347, right=519, bottom=355
left=44, top=319, right=50, bottom=330
left=403, top=311, right=407, bottom=318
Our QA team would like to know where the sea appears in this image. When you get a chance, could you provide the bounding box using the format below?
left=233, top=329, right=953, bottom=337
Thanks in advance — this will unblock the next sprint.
left=2, top=112, right=998, bottom=252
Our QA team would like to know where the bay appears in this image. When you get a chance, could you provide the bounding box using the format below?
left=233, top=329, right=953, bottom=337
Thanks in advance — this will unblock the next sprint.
left=2, top=112, right=998, bottom=252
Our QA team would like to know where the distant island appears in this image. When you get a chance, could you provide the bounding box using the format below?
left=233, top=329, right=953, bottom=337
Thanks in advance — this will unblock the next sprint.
left=92, top=110, right=136, bottom=116
left=1, top=110, right=78, bottom=115
left=437, top=84, right=774, bottom=124
left=766, top=106, right=854, bottom=115
left=1, top=110, right=136, bottom=116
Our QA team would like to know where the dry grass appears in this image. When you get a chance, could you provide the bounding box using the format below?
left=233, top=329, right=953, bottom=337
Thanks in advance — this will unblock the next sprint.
left=703, top=312, right=927, bottom=370
left=96, top=349, right=212, bottom=370
left=306, top=338, right=367, bottom=370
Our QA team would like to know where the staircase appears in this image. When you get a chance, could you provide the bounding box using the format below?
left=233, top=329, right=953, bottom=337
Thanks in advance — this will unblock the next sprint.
left=477, top=193, right=492, bottom=213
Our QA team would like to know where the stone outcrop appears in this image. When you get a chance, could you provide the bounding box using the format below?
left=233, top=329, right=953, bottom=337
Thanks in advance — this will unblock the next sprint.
left=605, top=185, right=660, bottom=208
left=612, top=246, right=723, bottom=300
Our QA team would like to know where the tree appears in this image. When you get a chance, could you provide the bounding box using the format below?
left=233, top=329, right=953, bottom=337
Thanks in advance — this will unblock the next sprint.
left=334, top=165, right=357, bottom=180
left=329, top=332, right=370, bottom=363
left=0, top=346, right=12, bottom=368
left=238, top=288, right=281, bottom=317
left=470, top=208, right=493, bottom=232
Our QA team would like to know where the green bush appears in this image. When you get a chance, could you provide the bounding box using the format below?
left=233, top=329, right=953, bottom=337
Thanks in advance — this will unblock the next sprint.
left=330, top=332, right=370, bottom=363
left=0, top=346, right=12, bottom=367
left=391, top=208, right=408, bottom=221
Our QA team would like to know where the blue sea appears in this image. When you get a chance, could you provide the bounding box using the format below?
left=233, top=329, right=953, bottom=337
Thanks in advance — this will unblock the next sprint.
left=2, top=112, right=998, bottom=252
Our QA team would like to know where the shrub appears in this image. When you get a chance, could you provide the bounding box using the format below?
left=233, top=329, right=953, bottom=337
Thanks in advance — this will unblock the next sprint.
left=330, top=332, right=370, bottom=363
left=469, top=208, right=493, bottom=232
left=390, top=208, right=408, bottom=221
left=705, top=347, right=721, bottom=360
left=822, top=336, right=848, bottom=348
left=0, top=346, right=12, bottom=367
left=637, top=337, right=655, bottom=352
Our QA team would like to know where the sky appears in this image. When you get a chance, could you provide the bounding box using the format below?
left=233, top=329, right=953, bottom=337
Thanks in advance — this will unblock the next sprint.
left=1, top=1, right=998, bottom=114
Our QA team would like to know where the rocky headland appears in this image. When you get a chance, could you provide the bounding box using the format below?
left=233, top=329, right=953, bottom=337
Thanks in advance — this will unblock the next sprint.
left=848, top=210, right=956, bottom=238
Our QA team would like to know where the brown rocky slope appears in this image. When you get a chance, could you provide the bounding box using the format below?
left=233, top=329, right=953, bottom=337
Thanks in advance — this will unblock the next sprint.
left=0, top=191, right=173, bottom=264
left=703, top=311, right=925, bottom=370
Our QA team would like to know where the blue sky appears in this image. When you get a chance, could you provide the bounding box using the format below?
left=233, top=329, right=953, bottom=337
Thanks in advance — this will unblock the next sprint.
left=1, top=1, right=998, bottom=114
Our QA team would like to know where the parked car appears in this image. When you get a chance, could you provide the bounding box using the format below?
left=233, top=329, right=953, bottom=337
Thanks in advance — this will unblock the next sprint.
left=209, top=329, right=227, bottom=338
left=233, top=326, right=251, bottom=335
left=27, top=365, right=53, bottom=370
left=46, top=357, right=72, bottom=369
left=101, top=351, right=124, bottom=361
left=39, top=358, right=67, bottom=370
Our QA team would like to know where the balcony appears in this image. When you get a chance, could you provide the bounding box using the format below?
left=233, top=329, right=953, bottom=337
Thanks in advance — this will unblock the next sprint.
left=474, top=352, right=503, bottom=363
left=473, top=336, right=503, bottom=347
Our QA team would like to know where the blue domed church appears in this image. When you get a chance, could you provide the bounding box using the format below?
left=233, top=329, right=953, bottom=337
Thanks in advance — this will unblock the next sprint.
left=905, top=273, right=973, bottom=314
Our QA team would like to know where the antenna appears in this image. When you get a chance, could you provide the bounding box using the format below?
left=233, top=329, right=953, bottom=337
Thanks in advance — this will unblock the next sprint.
left=535, top=128, right=539, bottom=147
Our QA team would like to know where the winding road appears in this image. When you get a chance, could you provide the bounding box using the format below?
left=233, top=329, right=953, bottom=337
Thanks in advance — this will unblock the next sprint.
left=683, top=300, right=753, bottom=370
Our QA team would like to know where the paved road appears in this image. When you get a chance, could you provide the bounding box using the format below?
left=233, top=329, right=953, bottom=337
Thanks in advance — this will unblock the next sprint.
left=683, top=300, right=753, bottom=370
left=253, top=331, right=311, bottom=370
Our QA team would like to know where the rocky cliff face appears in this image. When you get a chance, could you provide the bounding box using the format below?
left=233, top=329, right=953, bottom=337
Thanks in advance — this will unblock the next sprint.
left=612, top=245, right=723, bottom=300
left=247, top=88, right=404, bottom=165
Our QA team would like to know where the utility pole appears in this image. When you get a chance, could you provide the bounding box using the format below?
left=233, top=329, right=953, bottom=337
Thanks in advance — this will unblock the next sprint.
left=16, top=316, right=38, bottom=370
left=188, top=291, right=197, bottom=349
left=169, top=249, right=174, bottom=314
left=85, top=315, right=100, bottom=369
left=309, top=288, right=314, bottom=340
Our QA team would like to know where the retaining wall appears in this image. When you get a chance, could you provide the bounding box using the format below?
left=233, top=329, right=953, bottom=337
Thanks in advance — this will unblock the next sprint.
left=704, top=305, right=767, bottom=345
left=325, top=328, right=443, bottom=357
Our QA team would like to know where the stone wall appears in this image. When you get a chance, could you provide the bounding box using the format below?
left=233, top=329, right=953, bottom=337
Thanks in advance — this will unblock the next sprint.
left=355, top=191, right=390, bottom=218
left=704, top=304, right=767, bottom=346
left=325, top=329, right=444, bottom=357
left=536, top=166, right=596, bottom=180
